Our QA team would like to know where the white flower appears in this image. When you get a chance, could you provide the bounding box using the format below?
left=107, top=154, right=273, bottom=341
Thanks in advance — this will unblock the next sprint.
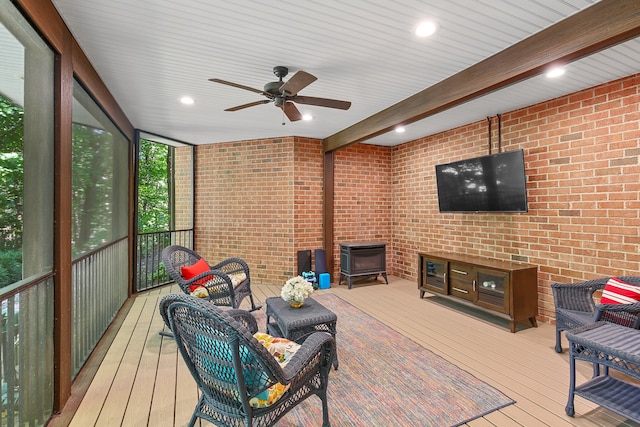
left=281, top=276, right=314, bottom=302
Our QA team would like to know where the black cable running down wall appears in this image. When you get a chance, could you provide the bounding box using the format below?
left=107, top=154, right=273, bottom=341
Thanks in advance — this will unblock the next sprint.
left=487, top=116, right=492, bottom=155
left=497, top=113, right=502, bottom=153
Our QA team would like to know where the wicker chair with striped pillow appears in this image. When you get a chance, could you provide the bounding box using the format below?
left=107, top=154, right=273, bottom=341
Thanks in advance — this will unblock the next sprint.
left=552, top=276, right=640, bottom=353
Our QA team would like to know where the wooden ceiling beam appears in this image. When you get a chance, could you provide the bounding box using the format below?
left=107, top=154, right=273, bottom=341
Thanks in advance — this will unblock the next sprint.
left=323, top=0, right=640, bottom=152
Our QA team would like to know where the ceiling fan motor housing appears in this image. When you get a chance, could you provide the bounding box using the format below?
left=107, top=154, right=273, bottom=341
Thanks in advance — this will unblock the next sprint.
left=263, top=81, right=283, bottom=95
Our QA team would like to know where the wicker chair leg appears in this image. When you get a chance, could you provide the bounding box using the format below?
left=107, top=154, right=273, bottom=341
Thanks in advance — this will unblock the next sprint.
left=320, top=391, right=331, bottom=427
left=248, top=294, right=262, bottom=312
left=555, top=329, right=563, bottom=353
left=187, top=407, right=198, bottom=427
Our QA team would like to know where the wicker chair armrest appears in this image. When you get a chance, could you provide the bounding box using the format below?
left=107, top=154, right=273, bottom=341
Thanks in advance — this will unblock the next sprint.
left=594, top=302, right=640, bottom=329
left=280, top=332, right=335, bottom=382
left=552, top=280, right=607, bottom=311
left=178, top=270, right=233, bottom=295
left=183, top=269, right=222, bottom=282
left=210, top=257, right=251, bottom=279
left=596, top=302, right=640, bottom=313
left=159, top=293, right=200, bottom=329
left=552, top=281, right=604, bottom=290
left=225, top=309, right=259, bottom=334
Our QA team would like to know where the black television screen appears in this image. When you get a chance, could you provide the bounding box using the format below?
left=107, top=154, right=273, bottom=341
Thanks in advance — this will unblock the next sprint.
left=435, top=149, right=528, bottom=213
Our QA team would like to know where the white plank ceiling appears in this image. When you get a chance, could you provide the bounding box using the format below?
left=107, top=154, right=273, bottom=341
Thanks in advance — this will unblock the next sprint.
left=32, top=1, right=640, bottom=145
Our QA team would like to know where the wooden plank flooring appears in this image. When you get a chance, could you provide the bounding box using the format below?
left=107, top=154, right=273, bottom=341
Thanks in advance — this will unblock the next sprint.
left=52, top=277, right=640, bottom=427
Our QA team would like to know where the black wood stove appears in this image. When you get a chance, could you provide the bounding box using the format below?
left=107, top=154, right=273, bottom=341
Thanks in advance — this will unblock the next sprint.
left=338, top=241, right=388, bottom=289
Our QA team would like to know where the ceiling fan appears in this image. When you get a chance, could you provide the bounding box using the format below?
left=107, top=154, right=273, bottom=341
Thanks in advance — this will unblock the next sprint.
left=209, top=66, right=351, bottom=122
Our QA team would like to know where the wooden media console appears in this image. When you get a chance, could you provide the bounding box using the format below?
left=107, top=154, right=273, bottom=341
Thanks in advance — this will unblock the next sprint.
left=418, top=251, right=538, bottom=332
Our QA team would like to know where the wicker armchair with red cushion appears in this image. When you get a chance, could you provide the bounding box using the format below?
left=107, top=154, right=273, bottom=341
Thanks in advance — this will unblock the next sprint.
left=162, top=245, right=260, bottom=311
left=552, top=276, right=640, bottom=353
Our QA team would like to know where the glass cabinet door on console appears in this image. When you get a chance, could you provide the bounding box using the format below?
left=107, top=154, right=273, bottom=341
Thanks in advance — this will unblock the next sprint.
left=475, top=268, right=510, bottom=314
left=419, top=257, right=448, bottom=297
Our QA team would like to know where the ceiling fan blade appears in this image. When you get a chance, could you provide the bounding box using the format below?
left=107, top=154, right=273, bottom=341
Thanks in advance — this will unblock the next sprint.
left=279, top=71, right=317, bottom=96
left=291, top=95, right=351, bottom=110
left=225, top=99, right=270, bottom=111
left=209, top=78, right=268, bottom=96
left=282, top=101, right=302, bottom=121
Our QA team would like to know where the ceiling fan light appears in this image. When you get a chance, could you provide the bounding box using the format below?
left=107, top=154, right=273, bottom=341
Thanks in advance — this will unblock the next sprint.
left=302, top=114, right=313, bottom=121
left=180, top=96, right=195, bottom=105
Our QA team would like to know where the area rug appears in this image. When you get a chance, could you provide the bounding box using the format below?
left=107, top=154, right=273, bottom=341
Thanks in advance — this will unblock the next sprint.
left=258, top=294, right=515, bottom=427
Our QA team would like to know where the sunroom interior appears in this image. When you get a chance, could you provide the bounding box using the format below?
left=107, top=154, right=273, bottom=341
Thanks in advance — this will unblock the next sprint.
left=1, top=0, right=640, bottom=426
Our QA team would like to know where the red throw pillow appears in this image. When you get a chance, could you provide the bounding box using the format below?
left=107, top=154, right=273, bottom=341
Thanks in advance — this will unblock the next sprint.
left=600, top=277, right=640, bottom=304
left=181, top=258, right=211, bottom=291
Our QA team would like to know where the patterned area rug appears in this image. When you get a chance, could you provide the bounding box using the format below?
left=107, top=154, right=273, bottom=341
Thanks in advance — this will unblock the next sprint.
left=259, top=293, right=515, bottom=427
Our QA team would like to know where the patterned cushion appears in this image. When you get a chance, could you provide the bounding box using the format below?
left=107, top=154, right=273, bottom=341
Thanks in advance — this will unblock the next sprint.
left=189, top=272, right=247, bottom=298
left=600, top=277, right=640, bottom=304
left=190, top=286, right=209, bottom=298
left=254, top=333, right=301, bottom=365
left=249, top=333, right=301, bottom=408
left=229, top=272, right=247, bottom=287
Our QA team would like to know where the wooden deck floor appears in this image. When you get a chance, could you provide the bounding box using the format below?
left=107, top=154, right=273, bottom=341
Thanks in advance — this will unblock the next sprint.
left=51, top=277, right=640, bottom=426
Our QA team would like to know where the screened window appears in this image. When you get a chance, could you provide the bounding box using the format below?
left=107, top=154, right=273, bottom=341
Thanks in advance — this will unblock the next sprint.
left=0, top=0, right=55, bottom=424
left=0, top=0, right=54, bottom=288
left=135, top=132, right=193, bottom=291
left=72, top=82, right=129, bottom=258
left=71, top=81, right=130, bottom=376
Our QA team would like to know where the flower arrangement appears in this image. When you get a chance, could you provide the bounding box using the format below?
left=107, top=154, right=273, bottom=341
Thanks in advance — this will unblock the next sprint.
left=281, top=275, right=314, bottom=305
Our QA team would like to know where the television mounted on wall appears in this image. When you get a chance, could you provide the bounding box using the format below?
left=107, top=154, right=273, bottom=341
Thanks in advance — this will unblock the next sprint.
left=435, top=149, right=528, bottom=213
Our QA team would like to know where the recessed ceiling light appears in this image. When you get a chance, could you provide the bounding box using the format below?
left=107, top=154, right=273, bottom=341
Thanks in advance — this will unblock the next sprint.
left=546, top=67, right=565, bottom=78
left=415, top=21, right=437, bottom=37
left=395, top=126, right=406, bottom=133
left=302, top=114, right=313, bottom=121
left=180, top=96, right=195, bottom=105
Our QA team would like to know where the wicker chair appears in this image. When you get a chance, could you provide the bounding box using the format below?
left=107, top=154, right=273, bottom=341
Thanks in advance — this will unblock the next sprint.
left=159, top=294, right=336, bottom=427
left=162, top=245, right=260, bottom=311
left=552, top=276, right=640, bottom=353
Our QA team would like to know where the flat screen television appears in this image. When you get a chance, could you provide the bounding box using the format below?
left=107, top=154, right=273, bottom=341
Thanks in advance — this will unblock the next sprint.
left=435, top=149, right=528, bottom=213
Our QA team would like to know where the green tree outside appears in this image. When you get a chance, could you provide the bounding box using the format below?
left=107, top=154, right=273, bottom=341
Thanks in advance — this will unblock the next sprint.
left=0, top=95, right=24, bottom=286
left=138, top=139, right=170, bottom=233
left=1, top=95, right=174, bottom=289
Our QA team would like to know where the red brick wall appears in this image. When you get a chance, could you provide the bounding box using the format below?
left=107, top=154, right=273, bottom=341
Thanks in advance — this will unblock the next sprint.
left=333, top=144, right=393, bottom=279
left=174, top=145, right=193, bottom=230
left=391, top=73, right=640, bottom=322
left=294, top=138, right=324, bottom=254
left=194, top=137, right=326, bottom=285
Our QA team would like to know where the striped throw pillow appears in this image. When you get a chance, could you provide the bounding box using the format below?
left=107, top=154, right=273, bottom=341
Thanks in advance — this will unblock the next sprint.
left=600, top=277, right=640, bottom=304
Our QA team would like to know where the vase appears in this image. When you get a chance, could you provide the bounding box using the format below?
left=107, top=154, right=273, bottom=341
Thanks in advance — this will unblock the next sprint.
left=289, top=300, right=304, bottom=309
